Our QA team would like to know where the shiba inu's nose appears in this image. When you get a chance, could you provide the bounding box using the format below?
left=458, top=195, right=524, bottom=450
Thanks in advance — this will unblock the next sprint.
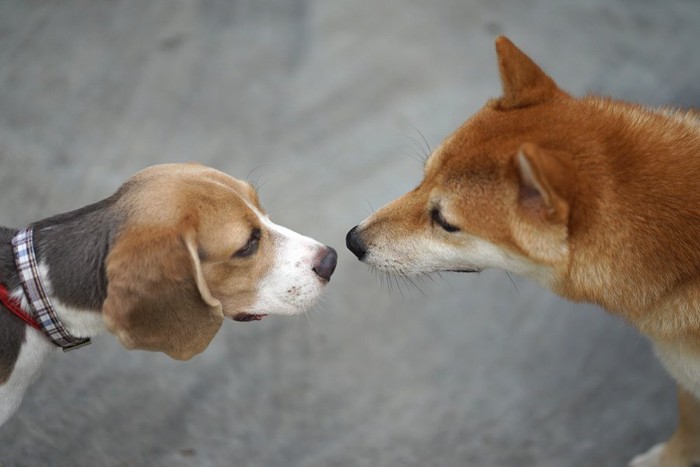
left=345, top=226, right=367, bottom=260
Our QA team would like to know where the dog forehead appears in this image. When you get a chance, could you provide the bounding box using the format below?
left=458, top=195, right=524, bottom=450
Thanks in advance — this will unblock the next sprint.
left=426, top=136, right=505, bottom=190
left=120, top=163, right=257, bottom=224
left=130, top=163, right=251, bottom=192
left=428, top=99, right=579, bottom=184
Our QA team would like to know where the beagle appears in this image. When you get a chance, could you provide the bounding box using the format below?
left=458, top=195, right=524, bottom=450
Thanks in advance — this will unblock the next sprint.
left=0, top=163, right=337, bottom=426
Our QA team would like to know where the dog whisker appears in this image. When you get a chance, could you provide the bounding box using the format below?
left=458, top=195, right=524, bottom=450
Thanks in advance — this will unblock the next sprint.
left=407, top=153, right=424, bottom=166
left=405, top=128, right=432, bottom=166
left=302, top=308, right=313, bottom=327
left=365, top=263, right=435, bottom=299
left=247, top=176, right=270, bottom=194
left=504, top=271, right=519, bottom=292
left=393, top=275, right=406, bottom=299
left=412, top=125, right=432, bottom=156
left=363, top=197, right=377, bottom=216
left=245, top=164, right=272, bottom=188
left=405, top=136, right=430, bottom=166
left=402, top=275, right=426, bottom=297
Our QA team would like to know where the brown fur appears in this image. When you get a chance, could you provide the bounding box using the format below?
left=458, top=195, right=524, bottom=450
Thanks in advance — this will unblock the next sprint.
left=662, top=387, right=700, bottom=466
left=350, top=37, right=700, bottom=465
left=103, top=164, right=275, bottom=360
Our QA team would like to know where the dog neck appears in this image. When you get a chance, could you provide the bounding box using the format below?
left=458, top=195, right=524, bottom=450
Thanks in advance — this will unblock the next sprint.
left=561, top=101, right=700, bottom=333
left=0, top=188, right=128, bottom=424
left=1, top=192, right=125, bottom=341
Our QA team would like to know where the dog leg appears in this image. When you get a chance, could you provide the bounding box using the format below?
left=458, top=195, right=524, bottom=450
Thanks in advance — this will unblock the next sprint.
left=629, top=443, right=664, bottom=467
left=630, top=387, right=700, bottom=467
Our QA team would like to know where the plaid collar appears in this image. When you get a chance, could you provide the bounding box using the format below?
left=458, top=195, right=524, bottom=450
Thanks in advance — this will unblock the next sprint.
left=12, top=228, right=91, bottom=351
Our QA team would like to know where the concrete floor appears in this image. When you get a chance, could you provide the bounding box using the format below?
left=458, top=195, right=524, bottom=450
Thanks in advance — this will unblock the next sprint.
left=1, top=0, right=699, bottom=466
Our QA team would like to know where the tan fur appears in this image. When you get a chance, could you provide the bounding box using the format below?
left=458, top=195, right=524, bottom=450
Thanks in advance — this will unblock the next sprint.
left=351, top=37, right=700, bottom=465
left=664, top=388, right=700, bottom=465
left=104, top=163, right=275, bottom=360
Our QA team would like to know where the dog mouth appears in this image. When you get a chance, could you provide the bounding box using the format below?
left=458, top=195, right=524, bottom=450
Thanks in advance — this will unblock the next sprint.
left=447, top=269, right=480, bottom=273
left=232, top=313, right=268, bottom=322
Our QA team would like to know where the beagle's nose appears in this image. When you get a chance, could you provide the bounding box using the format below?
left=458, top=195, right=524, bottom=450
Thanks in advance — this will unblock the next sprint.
left=313, top=247, right=338, bottom=281
left=345, top=226, right=367, bottom=260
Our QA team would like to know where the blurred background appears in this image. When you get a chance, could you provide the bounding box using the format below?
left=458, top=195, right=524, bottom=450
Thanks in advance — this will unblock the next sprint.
left=1, top=1, right=699, bottom=466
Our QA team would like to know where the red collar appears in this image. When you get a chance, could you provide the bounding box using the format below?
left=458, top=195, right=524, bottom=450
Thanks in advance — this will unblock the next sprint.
left=0, top=283, right=41, bottom=331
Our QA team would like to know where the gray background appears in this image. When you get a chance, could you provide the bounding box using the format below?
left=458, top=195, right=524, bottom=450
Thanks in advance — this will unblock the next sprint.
left=1, top=1, right=699, bottom=466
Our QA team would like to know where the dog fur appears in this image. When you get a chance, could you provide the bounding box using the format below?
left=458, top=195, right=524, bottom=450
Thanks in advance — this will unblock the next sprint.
left=346, top=37, right=700, bottom=466
left=0, top=163, right=336, bottom=426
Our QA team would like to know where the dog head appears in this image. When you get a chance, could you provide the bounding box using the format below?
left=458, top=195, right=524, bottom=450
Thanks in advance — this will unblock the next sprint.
left=103, top=163, right=337, bottom=360
left=347, top=37, right=586, bottom=287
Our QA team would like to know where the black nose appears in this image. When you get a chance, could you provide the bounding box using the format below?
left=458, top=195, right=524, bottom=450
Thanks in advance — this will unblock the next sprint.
left=313, top=247, right=338, bottom=281
left=345, top=226, right=367, bottom=260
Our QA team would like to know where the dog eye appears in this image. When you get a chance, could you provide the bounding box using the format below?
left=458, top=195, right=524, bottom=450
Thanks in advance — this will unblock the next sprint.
left=430, top=208, right=460, bottom=233
left=233, top=228, right=261, bottom=258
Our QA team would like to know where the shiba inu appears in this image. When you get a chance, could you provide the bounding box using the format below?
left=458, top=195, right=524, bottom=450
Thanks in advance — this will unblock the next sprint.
left=346, top=37, right=700, bottom=466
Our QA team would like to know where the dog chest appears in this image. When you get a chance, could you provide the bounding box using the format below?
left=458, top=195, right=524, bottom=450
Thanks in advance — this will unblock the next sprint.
left=654, top=340, right=700, bottom=398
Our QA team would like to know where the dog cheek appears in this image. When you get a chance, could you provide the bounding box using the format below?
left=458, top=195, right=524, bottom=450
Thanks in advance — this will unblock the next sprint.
left=208, top=269, right=261, bottom=318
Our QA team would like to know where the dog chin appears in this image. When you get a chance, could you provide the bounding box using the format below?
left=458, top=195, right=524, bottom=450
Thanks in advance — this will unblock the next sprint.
left=231, top=313, right=268, bottom=322
left=233, top=285, right=327, bottom=322
left=363, top=252, right=481, bottom=276
left=230, top=304, right=310, bottom=322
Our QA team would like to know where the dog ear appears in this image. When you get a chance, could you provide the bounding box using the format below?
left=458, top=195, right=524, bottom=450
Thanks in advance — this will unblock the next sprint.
left=514, top=143, right=574, bottom=225
left=103, top=226, right=224, bottom=361
left=492, top=36, right=561, bottom=109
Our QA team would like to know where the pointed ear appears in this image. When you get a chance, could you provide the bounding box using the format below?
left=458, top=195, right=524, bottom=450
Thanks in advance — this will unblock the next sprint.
left=492, top=36, right=561, bottom=109
left=514, top=143, right=574, bottom=225
left=103, top=226, right=224, bottom=361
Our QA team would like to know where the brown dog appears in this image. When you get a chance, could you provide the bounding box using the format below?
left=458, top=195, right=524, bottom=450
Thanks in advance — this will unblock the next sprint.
left=346, top=37, right=700, bottom=466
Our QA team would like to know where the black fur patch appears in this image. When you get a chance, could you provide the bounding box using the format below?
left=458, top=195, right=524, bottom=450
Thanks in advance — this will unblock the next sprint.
left=32, top=190, right=126, bottom=311
left=0, top=227, right=24, bottom=384
left=0, top=309, right=26, bottom=384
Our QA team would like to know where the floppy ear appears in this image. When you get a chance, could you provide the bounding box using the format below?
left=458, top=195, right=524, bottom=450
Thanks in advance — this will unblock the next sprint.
left=514, top=143, right=574, bottom=225
left=492, top=36, right=561, bottom=109
left=103, top=226, right=224, bottom=360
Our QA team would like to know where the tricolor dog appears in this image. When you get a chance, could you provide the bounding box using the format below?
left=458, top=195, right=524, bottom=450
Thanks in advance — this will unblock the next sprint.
left=346, top=37, right=700, bottom=466
left=0, top=163, right=337, bottom=426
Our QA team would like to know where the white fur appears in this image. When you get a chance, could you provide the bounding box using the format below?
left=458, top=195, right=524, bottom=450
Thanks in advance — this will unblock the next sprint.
left=628, top=442, right=665, bottom=467
left=627, top=341, right=700, bottom=466
left=246, top=214, right=329, bottom=316
left=1, top=263, right=106, bottom=426
left=361, top=226, right=551, bottom=282
left=654, top=340, right=700, bottom=400
left=0, top=296, right=54, bottom=426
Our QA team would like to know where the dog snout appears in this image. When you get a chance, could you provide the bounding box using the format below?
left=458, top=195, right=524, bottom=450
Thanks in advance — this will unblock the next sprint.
left=345, top=226, right=367, bottom=260
left=313, top=246, right=338, bottom=281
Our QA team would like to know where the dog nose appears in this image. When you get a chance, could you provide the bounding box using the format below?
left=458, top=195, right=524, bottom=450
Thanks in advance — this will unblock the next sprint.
left=313, top=247, right=338, bottom=281
left=345, top=226, right=367, bottom=260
